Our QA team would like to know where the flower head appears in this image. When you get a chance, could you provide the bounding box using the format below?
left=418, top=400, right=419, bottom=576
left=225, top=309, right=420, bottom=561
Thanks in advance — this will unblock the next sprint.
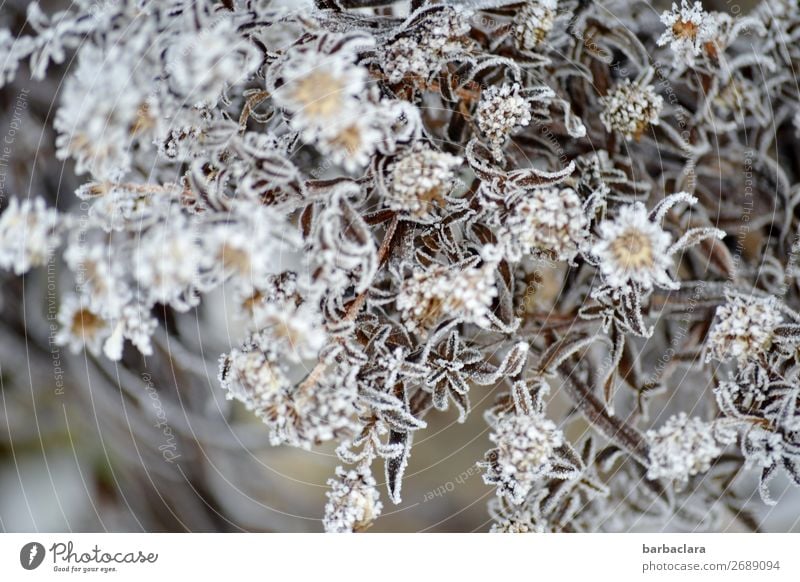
left=599, top=79, right=663, bottom=141
left=481, top=411, right=564, bottom=504
left=165, top=20, right=260, bottom=106
left=0, top=197, right=59, bottom=275
left=502, top=186, right=589, bottom=262
left=133, top=214, right=202, bottom=310
left=705, top=294, right=784, bottom=365
left=384, top=143, right=463, bottom=217
left=219, top=333, right=360, bottom=449
left=513, top=0, right=559, bottom=50
left=271, top=43, right=368, bottom=136
left=646, top=413, right=729, bottom=485
left=657, top=1, right=721, bottom=68
left=476, top=83, right=532, bottom=159
left=55, top=295, right=111, bottom=355
left=323, top=465, right=383, bottom=533
left=592, top=202, right=674, bottom=291
left=397, top=250, right=499, bottom=333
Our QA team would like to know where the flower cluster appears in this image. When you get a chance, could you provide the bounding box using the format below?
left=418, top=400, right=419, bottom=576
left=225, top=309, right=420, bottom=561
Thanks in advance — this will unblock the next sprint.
left=482, top=410, right=565, bottom=504
left=323, top=465, right=383, bottom=533
left=599, top=79, right=664, bottom=141
left=646, top=413, right=730, bottom=486
left=501, top=186, right=589, bottom=262
left=705, top=294, right=784, bottom=365
left=513, top=0, right=559, bottom=51
left=476, top=83, right=533, bottom=160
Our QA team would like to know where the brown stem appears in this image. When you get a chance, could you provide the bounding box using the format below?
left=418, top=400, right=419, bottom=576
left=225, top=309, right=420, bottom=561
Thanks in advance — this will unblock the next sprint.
left=558, top=361, right=650, bottom=465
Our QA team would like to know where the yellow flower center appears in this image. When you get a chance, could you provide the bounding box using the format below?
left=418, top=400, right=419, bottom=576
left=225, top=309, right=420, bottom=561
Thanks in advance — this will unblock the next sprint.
left=71, top=308, right=104, bottom=340
left=672, top=20, right=698, bottom=40
left=610, top=228, right=654, bottom=270
left=290, top=71, right=346, bottom=120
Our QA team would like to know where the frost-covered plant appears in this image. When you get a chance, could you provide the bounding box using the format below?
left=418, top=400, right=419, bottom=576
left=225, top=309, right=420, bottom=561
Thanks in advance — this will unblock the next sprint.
left=2, top=0, right=800, bottom=533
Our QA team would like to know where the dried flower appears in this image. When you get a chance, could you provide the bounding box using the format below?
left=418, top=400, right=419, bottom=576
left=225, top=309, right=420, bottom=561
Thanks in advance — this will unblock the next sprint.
left=599, top=79, right=663, bottom=141
left=397, top=250, right=499, bottom=333
left=0, top=197, right=59, bottom=275
left=323, top=465, right=383, bottom=533
left=646, top=413, right=729, bottom=485
left=476, top=83, right=532, bottom=159
left=481, top=410, right=565, bottom=505
left=502, top=186, right=589, bottom=262
left=55, top=295, right=111, bottom=355
left=592, top=202, right=674, bottom=292
left=513, top=0, right=558, bottom=50
left=705, top=294, right=784, bottom=365
left=270, top=41, right=369, bottom=138
left=383, top=143, right=463, bottom=216
left=658, top=1, right=721, bottom=68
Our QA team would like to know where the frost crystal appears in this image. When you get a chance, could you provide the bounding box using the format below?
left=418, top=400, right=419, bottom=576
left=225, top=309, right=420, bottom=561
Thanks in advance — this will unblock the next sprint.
left=323, top=465, right=383, bottom=533
left=481, top=411, right=564, bottom=505
left=705, top=295, right=784, bottom=365
left=599, top=79, right=663, bottom=141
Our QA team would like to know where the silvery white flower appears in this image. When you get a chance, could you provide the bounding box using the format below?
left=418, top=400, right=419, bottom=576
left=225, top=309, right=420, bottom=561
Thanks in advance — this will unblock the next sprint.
left=481, top=411, right=564, bottom=505
left=592, top=202, right=674, bottom=291
left=599, top=79, right=663, bottom=141
left=513, top=0, right=559, bottom=50
left=476, top=83, right=532, bottom=160
left=657, top=1, right=721, bottom=68
left=502, top=186, right=589, bottom=262
left=55, top=294, right=111, bottom=355
left=323, top=465, right=383, bottom=533
left=646, top=413, right=729, bottom=485
left=383, top=142, right=463, bottom=217
left=0, top=197, right=59, bottom=275
left=705, top=294, right=784, bottom=365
